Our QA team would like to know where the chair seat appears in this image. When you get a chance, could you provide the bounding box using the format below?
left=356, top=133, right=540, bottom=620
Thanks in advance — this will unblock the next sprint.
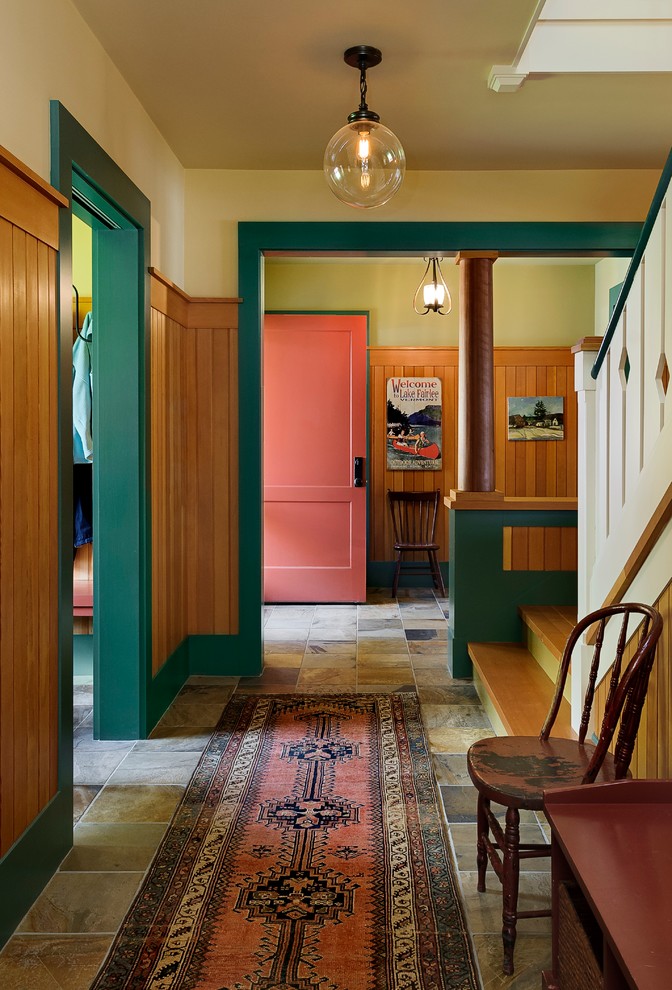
left=467, top=736, right=622, bottom=811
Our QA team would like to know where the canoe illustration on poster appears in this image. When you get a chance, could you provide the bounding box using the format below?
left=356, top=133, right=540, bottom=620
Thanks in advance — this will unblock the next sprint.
left=386, top=377, right=442, bottom=470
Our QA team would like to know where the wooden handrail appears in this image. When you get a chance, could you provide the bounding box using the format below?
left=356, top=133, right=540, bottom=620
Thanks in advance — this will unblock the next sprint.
left=591, top=145, right=672, bottom=379
left=586, top=481, right=672, bottom=643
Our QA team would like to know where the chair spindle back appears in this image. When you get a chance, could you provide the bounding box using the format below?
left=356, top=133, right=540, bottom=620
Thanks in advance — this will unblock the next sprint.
left=388, top=490, right=441, bottom=548
left=538, top=603, right=663, bottom=783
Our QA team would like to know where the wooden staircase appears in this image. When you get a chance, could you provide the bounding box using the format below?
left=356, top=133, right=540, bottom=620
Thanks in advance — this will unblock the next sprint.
left=468, top=605, right=577, bottom=738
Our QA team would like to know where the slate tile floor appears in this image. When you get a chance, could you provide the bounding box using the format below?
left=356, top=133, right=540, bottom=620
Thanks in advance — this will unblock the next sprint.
left=0, top=589, right=552, bottom=989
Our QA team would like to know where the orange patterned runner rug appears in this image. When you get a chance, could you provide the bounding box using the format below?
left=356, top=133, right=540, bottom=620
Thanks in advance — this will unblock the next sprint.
left=91, top=693, right=478, bottom=990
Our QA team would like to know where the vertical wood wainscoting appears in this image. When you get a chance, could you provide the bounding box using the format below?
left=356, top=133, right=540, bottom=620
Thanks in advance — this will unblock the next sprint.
left=0, top=150, right=66, bottom=861
left=368, top=346, right=577, bottom=568
left=594, top=577, right=672, bottom=779
left=149, top=272, right=239, bottom=679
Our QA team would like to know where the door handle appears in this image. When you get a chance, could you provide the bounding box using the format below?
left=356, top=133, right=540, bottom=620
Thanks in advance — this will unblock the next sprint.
left=354, top=457, right=366, bottom=488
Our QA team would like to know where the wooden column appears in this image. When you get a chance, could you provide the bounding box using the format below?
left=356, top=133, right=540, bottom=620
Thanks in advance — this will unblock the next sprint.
left=457, top=252, right=497, bottom=492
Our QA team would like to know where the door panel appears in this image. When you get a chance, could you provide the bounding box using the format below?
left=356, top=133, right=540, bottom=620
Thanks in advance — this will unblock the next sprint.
left=264, top=314, right=367, bottom=602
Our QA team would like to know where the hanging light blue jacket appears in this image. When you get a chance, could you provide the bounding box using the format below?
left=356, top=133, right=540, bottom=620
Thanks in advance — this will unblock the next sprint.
left=73, top=311, right=93, bottom=463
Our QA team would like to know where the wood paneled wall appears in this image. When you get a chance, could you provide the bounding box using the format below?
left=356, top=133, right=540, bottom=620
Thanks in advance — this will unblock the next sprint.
left=0, top=148, right=66, bottom=857
left=503, top=527, right=578, bottom=571
left=368, top=346, right=577, bottom=562
left=150, top=307, right=190, bottom=672
left=149, top=272, right=239, bottom=675
left=594, top=579, right=672, bottom=780
left=495, top=349, right=577, bottom=498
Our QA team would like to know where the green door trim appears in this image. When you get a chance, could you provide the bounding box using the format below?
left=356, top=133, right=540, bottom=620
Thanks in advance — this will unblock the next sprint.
left=50, top=100, right=152, bottom=743
left=236, top=220, right=641, bottom=671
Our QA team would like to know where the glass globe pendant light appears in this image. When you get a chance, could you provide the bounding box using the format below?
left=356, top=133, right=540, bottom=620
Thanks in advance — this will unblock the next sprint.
left=324, top=46, right=405, bottom=210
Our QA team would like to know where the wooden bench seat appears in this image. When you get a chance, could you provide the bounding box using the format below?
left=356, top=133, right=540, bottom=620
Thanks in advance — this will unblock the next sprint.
left=468, top=641, right=575, bottom=738
left=73, top=578, right=93, bottom=617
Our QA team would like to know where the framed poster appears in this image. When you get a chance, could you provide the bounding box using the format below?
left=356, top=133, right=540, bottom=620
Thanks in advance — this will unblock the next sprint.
left=507, top=396, right=564, bottom=440
left=386, top=377, right=442, bottom=470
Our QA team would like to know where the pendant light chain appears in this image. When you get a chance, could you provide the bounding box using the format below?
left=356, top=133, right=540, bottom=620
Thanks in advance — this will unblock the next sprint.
left=358, top=62, right=369, bottom=114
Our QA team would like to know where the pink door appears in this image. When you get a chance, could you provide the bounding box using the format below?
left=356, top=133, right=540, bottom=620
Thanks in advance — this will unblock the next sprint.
left=263, top=314, right=367, bottom=602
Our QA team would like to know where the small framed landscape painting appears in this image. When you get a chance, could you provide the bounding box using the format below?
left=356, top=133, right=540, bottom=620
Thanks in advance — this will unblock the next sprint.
left=507, top=396, right=564, bottom=441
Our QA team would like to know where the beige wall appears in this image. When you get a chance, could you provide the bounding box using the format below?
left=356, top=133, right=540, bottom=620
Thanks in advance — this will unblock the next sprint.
left=594, top=257, right=630, bottom=336
left=0, top=0, right=656, bottom=302
left=2, top=0, right=185, bottom=285
left=184, top=168, right=658, bottom=297
left=72, top=216, right=92, bottom=295
left=265, top=260, right=595, bottom=347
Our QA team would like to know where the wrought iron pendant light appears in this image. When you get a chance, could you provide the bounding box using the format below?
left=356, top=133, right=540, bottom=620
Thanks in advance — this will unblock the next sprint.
left=324, top=46, right=405, bottom=210
left=413, top=257, right=452, bottom=316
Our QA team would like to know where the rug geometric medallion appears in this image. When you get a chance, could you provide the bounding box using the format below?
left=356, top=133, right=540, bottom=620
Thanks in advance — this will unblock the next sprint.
left=90, top=694, right=479, bottom=990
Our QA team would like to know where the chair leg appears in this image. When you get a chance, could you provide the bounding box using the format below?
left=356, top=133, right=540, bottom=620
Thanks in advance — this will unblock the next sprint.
left=392, top=553, right=402, bottom=597
left=476, top=793, right=489, bottom=892
left=428, top=550, right=446, bottom=597
left=502, top=806, right=521, bottom=976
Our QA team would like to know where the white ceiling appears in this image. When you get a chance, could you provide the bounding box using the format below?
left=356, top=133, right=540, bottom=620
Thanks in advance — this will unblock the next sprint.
left=70, top=0, right=672, bottom=172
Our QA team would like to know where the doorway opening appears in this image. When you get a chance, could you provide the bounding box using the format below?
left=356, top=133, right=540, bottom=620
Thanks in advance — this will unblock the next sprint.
left=52, top=101, right=152, bottom=754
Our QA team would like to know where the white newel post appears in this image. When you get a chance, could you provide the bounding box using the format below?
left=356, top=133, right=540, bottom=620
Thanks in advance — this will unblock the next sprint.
left=573, top=339, right=600, bottom=729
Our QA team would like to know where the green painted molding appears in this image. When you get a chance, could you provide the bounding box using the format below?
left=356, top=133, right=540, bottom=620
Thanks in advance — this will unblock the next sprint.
left=0, top=793, right=72, bottom=949
left=448, top=508, right=577, bottom=679
left=238, top=220, right=639, bottom=675
left=240, top=221, right=641, bottom=255
left=367, top=561, right=448, bottom=590
left=51, top=101, right=152, bottom=741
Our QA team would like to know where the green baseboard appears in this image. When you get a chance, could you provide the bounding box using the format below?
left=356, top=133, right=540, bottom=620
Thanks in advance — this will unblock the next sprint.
left=146, top=638, right=190, bottom=733
left=0, top=790, right=72, bottom=950
left=366, top=561, right=448, bottom=591
left=188, top=634, right=263, bottom=677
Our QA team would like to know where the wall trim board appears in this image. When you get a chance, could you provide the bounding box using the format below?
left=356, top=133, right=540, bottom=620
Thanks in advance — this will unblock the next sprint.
left=0, top=156, right=66, bottom=250
left=0, top=792, right=72, bottom=949
left=368, top=347, right=459, bottom=365
left=150, top=268, right=240, bottom=328
left=239, top=222, right=640, bottom=678
left=0, top=144, right=69, bottom=208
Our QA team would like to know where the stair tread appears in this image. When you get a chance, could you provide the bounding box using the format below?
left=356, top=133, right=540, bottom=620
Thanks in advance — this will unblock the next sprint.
left=519, top=604, right=577, bottom=661
left=469, top=641, right=575, bottom=738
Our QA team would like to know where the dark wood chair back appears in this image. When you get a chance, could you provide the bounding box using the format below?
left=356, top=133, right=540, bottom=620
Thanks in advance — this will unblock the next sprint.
left=387, top=489, right=441, bottom=548
left=386, top=489, right=445, bottom=597
left=539, top=602, right=663, bottom=783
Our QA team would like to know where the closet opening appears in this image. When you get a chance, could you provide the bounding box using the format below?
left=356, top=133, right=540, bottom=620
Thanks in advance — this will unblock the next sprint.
left=69, top=177, right=143, bottom=741
left=72, top=216, right=94, bottom=691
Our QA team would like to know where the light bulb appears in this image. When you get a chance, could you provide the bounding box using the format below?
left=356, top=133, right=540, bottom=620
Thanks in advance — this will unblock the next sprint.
left=413, top=258, right=452, bottom=316
left=360, top=165, right=371, bottom=190
left=423, top=283, right=445, bottom=308
left=357, top=133, right=370, bottom=160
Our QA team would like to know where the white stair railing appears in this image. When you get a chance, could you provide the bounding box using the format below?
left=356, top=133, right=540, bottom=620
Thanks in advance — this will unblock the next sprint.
left=575, top=174, right=672, bottom=726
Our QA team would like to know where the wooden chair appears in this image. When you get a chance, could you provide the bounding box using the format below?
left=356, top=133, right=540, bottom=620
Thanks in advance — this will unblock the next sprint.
left=387, top=489, right=446, bottom=597
left=466, top=602, right=663, bottom=976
